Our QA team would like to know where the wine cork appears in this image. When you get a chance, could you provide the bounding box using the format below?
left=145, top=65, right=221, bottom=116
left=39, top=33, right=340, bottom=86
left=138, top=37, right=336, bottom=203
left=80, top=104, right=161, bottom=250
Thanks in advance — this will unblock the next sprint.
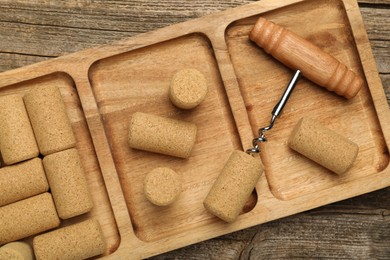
left=23, top=85, right=76, bottom=155
left=169, top=69, right=208, bottom=109
left=0, top=193, right=60, bottom=245
left=43, top=148, right=93, bottom=219
left=0, top=158, right=48, bottom=207
left=204, top=150, right=264, bottom=223
left=0, top=94, right=39, bottom=165
left=33, top=219, right=106, bottom=260
left=144, top=167, right=182, bottom=206
left=128, top=112, right=197, bottom=159
left=288, top=117, right=359, bottom=174
left=0, top=242, right=34, bottom=260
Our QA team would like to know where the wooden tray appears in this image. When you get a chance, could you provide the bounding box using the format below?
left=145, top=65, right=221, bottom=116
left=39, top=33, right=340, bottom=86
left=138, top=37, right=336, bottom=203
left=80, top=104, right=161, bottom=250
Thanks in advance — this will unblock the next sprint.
left=0, top=0, right=389, bottom=258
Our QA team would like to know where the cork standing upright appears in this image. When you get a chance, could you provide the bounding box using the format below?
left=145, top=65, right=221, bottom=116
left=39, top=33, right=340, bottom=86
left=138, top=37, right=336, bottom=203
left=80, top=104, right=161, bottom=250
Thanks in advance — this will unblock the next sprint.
left=144, top=167, right=183, bottom=206
left=23, top=85, right=76, bottom=155
left=169, top=69, right=208, bottom=110
left=0, top=94, right=39, bottom=165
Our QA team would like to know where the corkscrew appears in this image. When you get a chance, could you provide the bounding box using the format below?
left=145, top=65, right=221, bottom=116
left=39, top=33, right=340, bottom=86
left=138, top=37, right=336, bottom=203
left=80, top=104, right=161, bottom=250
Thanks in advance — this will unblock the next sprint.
left=246, top=70, right=301, bottom=154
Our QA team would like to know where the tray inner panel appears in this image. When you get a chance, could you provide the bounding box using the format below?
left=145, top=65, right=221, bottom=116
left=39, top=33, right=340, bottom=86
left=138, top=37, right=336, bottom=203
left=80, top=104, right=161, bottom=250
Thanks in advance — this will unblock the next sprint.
left=226, top=0, right=389, bottom=200
left=89, top=34, right=244, bottom=242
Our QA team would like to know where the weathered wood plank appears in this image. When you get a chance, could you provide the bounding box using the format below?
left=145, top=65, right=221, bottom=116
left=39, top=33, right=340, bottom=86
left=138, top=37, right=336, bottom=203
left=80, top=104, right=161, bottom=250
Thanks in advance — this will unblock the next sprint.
left=0, top=53, right=51, bottom=72
left=370, top=41, right=390, bottom=73
left=360, top=7, right=390, bottom=41
left=0, top=0, right=255, bottom=36
left=0, top=0, right=253, bottom=64
left=359, top=0, right=390, bottom=4
left=1, top=3, right=388, bottom=105
left=0, top=20, right=135, bottom=56
left=381, top=74, right=390, bottom=104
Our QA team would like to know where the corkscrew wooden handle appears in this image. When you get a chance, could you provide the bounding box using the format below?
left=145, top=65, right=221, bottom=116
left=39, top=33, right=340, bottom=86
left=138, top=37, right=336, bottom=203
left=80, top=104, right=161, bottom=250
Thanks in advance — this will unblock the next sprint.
left=249, top=17, right=363, bottom=99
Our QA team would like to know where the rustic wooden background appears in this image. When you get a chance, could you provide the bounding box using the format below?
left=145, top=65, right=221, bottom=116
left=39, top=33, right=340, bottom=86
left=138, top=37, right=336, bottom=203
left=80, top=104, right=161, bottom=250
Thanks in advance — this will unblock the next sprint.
left=0, top=0, right=389, bottom=259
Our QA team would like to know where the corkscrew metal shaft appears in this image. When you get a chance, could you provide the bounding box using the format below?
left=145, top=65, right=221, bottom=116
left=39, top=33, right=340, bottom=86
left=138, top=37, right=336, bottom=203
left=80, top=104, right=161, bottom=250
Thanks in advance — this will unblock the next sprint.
left=246, top=70, right=301, bottom=154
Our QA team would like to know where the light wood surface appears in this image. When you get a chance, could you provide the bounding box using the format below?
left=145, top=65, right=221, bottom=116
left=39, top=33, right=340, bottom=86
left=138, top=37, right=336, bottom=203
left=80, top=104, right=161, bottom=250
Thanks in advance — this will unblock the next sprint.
left=0, top=0, right=389, bottom=259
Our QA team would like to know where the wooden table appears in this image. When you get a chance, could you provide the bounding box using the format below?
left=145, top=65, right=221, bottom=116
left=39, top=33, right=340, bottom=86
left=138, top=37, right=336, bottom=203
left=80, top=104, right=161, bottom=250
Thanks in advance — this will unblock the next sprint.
left=0, top=0, right=388, bottom=258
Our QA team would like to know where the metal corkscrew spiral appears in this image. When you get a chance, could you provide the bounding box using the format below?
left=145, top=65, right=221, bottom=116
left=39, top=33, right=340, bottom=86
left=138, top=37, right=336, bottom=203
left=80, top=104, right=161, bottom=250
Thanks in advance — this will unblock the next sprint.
left=246, top=70, right=301, bottom=154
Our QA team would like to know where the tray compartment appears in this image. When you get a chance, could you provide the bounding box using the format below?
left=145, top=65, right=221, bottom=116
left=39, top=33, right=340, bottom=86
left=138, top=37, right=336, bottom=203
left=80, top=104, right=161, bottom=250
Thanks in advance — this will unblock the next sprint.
left=0, top=72, right=120, bottom=256
left=225, top=0, right=389, bottom=200
left=89, top=33, right=247, bottom=242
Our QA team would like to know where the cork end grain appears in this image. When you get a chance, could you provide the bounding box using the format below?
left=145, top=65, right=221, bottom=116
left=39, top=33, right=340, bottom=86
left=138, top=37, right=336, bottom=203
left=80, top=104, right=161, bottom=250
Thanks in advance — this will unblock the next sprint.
left=0, top=242, right=34, bottom=260
left=128, top=112, right=197, bottom=158
left=144, top=167, right=182, bottom=206
left=33, top=219, right=106, bottom=260
left=288, top=117, right=359, bottom=174
left=43, top=148, right=93, bottom=219
left=0, top=94, right=39, bottom=165
left=169, top=69, right=208, bottom=110
left=23, top=85, right=76, bottom=155
left=204, top=150, right=263, bottom=223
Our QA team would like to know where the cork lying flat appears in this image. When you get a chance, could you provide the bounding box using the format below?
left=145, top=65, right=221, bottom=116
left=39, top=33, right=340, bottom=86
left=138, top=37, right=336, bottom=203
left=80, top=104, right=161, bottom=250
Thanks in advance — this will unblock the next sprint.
left=0, top=242, right=34, bottom=260
left=23, top=85, right=76, bottom=155
left=0, top=193, right=60, bottom=245
left=43, top=148, right=93, bottom=219
left=169, top=69, right=208, bottom=109
left=33, top=219, right=106, bottom=260
left=0, top=94, right=39, bottom=165
left=128, top=112, right=197, bottom=159
left=0, top=158, right=48, bottom=207
left=144, top=167, right=182, bottom=206
left=204, top=150, right=264, bottom=223
left=288, top=117, right=359, bottom=174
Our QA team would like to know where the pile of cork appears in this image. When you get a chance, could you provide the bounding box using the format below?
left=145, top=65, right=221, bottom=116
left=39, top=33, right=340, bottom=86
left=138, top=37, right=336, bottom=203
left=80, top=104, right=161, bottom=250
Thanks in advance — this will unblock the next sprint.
left=0, top=86, right=105, bottom=260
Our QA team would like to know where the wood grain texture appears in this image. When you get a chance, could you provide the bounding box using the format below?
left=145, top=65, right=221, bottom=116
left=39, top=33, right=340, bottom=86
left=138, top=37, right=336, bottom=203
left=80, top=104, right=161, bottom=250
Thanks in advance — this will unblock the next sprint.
left=249, top=17, right=363, bottom=99
left=0, top=0, right=388, bottom=259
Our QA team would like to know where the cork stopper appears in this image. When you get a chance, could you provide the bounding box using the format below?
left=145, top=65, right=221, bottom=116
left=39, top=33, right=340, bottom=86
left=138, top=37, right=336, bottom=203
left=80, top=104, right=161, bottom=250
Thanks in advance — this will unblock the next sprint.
left=144, top=167, right=182, bottom=206
left=43, top=148, right=93, bottom=219
left=0, top=158, right=48, bottom=207
left=169, top=69, right=208, bottom=109
left=0, top=242, right=34, bottom=260
left=23, top=85, right=76, bottom=155
left=128, top=112, right=197, bottom=159
left=0, top=193, right=60, bottom=245
left=204, top=150, right=263, bottom=223
left=33, top=219, right=106, bottom=260
left=288, top=117, right=359, bottom=174
left=0, top=94, right=39, bottom=165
